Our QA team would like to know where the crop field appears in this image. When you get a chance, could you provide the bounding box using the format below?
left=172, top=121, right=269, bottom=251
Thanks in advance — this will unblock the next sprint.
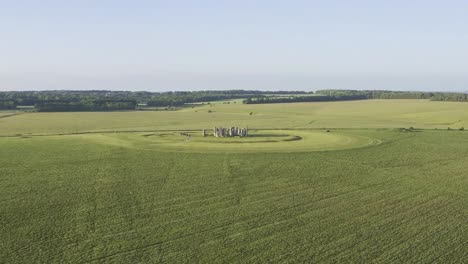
left=1, top=99, right=467, bottom=263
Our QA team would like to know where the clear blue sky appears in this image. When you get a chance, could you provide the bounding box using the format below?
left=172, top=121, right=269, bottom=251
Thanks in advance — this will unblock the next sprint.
left=1, top=0, right=467, bottom=91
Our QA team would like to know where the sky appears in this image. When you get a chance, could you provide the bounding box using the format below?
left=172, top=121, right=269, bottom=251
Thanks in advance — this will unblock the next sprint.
left=1, top=0, right=467, bottom=91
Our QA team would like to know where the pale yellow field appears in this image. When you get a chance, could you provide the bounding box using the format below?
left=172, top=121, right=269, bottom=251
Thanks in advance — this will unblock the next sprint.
left=0, top=99, right=467, bottom=136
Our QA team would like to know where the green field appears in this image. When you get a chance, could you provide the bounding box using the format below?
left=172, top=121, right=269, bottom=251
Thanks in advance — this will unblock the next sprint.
left=1, top=99, right=468, bottom=136
left=53, top=129, right=379, bottom=153
left=1, top=99, right=467, bottom=263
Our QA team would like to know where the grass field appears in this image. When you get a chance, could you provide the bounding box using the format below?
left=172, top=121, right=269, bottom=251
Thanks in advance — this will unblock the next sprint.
left=1, top=99, right=467, bottom=263
left=59, top=129, right=380, bottom=153
left=0, top=112, right=21, bottom=119
left=1, top=99, right=468, bottom=136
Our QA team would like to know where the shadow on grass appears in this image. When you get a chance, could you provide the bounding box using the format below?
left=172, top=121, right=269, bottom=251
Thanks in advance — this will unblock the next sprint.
left=248, top=134, right=290, bottom=137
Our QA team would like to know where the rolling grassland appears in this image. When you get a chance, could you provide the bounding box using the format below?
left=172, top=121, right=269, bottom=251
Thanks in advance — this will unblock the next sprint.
left=1, top=99, right=468, bottom=136
left=61, top=129, right=380, bottom=153
left=0, top=99, right=467, bottom=263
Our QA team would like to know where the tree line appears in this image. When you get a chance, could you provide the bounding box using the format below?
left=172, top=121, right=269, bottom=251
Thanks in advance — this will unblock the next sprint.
left=2, top=89, right=468, bottom=110
left=0, top=90, right=307, bottom=111
left=315, top=90, right=468, bottom=102
left=33, top=100, right=137, bottom=112
left=146, top=90, right=308, bottom=106
left=245, top=90, right=468, bottom=104
left=243, top=95, right=367, bottom=104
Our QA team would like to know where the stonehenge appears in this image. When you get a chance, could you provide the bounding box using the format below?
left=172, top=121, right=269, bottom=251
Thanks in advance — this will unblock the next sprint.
left=212, top=127, right=248, bottom=137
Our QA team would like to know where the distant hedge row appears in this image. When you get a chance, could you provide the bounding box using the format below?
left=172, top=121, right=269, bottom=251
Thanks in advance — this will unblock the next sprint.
left=315, top=90, right=468, bottom=102
left=0, top=90, right=307, bottom=110
left=2, top=89, right=468, bottom=110
left=34, top=100, right=137, bottom=112
left=244, top=90, right=468, bottom=104
left=243, top=95, right=367, bottom=104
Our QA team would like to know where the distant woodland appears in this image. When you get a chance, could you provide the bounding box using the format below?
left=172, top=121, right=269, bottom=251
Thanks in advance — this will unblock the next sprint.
left=0, top=90, right=305, bottom=111
left=244, top=90, right=468, bottom=104
left=1, top=89, right=467, bottom=111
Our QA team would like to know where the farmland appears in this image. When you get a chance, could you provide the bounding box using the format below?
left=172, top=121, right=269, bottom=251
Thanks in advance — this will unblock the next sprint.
left=1, top=99, right=467, bottom=263
left=1, top=100, right=468, bottom=136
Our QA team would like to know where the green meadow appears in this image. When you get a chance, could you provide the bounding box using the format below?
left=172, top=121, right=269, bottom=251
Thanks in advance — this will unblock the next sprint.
left=1, top=99, right=468, bottom=136
left=1, top=99, right=467, bottom=263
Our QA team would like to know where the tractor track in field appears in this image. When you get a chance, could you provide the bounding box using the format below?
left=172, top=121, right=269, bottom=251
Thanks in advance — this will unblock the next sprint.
left=0, top=112, right=24, bottom=119
left=82, top=180, right=401, bottom=263
left=5, top=181, right=423, bottom=263
left=312, top=197, right=449, bottom=262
